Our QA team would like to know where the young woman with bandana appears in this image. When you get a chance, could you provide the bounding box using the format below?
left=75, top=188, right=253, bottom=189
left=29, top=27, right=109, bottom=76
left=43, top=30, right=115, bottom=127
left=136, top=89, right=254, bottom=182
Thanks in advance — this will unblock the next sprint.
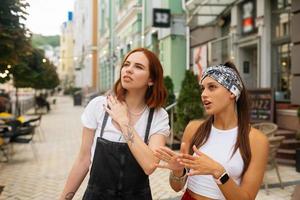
left=60, top=48, right=170, bottom=200
left=155, top=62, right=269, bottom=200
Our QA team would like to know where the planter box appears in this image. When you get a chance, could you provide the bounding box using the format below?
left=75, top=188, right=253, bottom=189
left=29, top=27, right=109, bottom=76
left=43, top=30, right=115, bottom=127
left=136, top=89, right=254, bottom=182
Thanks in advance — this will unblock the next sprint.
left=276, top=109, right=300, bottom=131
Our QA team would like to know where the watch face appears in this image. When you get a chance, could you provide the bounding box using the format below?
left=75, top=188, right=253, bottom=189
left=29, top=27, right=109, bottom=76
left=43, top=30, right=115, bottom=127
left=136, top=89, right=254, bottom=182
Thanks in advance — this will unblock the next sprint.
left=220, top=173, right=229, bottom=184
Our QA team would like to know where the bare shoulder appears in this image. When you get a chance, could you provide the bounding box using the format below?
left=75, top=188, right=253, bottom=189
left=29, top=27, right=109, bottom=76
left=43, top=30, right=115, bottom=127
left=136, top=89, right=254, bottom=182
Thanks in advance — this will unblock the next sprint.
left=249, top=127, right=269, bottom=152
left=182, top=119, right=204, bottom=143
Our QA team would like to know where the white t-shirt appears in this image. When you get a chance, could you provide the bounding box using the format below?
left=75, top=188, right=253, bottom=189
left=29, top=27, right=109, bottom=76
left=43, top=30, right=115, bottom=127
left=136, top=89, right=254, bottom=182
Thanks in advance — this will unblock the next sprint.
left=81, top=96, right=170, bottom=161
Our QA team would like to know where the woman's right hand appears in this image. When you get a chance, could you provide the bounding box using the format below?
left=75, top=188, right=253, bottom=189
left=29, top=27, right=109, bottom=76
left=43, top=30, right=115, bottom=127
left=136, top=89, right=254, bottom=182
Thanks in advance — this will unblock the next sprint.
left=154, top=142, right=188, bottom=171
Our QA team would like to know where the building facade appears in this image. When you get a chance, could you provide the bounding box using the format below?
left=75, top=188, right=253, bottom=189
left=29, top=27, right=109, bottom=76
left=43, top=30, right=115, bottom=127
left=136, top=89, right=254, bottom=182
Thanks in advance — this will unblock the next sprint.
left=73, top=0, right=97, bottom=91
left=59, top=12, right=75, bottom=89
left=98, top=0, right=187, bottom=94
left=70, top=0, right=299, bottom=117
left=185, top=0, right=299, bottom=129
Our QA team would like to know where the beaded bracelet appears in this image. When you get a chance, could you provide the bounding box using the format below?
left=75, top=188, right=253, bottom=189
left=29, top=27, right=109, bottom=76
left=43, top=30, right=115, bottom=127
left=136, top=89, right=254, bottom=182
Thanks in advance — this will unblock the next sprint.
left=169, top=168, right=188, bottom=183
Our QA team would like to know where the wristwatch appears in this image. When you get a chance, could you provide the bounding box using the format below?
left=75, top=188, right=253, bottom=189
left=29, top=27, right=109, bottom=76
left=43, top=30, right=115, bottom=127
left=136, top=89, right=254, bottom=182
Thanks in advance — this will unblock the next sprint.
left=215, top=171, right=229, bottom=185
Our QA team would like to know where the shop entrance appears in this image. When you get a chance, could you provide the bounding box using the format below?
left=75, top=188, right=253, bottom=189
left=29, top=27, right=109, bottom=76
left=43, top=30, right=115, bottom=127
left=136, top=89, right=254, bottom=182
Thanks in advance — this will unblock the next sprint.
left=239, top=44, right=258, bottom=89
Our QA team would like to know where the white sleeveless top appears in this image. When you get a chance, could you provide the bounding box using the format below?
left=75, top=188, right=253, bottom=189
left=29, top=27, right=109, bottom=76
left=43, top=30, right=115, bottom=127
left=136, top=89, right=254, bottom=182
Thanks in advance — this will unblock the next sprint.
left=187, top=125, right=244, bottom=200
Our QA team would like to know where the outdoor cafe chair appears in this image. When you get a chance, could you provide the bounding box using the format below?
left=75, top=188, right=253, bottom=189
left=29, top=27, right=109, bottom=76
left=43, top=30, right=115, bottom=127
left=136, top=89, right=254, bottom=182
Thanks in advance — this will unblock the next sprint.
left=0, top=123, right=11, bottom=162
left=2, top=119, right=37, bottom=160
left=0, top=136, right=8, bottom=162
left=252, top=122, right=278, bottom=137
left=263, top=135, right=285, bottom=194
left=22, top=115, right=44, bottom=141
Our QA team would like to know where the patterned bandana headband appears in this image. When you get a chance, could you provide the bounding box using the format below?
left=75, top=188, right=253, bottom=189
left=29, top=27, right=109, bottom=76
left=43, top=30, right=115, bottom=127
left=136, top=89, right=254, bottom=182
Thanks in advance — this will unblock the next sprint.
left=200, top=64, right=243, bottom=101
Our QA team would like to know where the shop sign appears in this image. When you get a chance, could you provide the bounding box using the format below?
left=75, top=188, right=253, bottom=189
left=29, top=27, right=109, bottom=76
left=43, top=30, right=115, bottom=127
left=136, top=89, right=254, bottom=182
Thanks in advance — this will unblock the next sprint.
left=153, top=8, right=171, bottom=28
left=241, top=0, right=256, bottom=35
left=248, top=88, right=275, bottom=123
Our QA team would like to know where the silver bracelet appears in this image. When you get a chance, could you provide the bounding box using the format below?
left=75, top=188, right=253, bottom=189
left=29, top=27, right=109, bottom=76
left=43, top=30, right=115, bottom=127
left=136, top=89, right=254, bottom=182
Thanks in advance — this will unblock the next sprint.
left=169, top=168, right=187, bottom=183
left=122, top=124, right=134, bottom=144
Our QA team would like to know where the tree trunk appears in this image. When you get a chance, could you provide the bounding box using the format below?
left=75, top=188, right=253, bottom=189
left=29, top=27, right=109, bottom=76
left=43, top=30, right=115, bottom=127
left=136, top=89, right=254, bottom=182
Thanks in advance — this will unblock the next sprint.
left=15, top=87, right=19, bottom=116
left=34, top=90, right=37, bottom=114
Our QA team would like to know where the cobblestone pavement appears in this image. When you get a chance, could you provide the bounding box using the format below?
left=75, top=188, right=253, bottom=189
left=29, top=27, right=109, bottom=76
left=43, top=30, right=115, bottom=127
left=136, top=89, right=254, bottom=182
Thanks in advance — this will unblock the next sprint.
left=0, top=96, right=299, bottom=200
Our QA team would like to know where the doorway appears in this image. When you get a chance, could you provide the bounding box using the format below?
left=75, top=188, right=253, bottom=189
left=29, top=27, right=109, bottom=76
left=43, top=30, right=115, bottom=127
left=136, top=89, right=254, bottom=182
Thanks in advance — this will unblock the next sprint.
left=239, top=44, right=258, bottom=89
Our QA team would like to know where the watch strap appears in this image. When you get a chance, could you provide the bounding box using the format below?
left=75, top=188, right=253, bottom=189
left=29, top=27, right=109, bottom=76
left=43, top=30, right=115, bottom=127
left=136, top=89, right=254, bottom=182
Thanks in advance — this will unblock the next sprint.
left=215, top=171, right=229, bottom=185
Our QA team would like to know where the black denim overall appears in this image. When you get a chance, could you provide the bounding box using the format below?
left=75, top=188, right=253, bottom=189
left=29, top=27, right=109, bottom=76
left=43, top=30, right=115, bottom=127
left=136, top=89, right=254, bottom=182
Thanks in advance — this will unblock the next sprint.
left=83, top=109, right=154, bottom=200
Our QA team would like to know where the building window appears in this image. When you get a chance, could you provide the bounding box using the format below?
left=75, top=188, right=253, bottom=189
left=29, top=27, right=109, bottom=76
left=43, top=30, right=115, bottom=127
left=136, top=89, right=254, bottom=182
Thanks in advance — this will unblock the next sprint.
left=275, top=43, right=291, bottom=101
left=271, top=0, right=292, bottom=102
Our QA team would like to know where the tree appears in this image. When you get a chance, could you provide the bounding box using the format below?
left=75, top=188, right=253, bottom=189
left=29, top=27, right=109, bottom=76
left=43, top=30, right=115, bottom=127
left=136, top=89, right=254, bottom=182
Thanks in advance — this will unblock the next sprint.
left=13, top=48, right=59, bottom=89
left=0, top=0, right=31, bottom=83
left=164, top=76, right=176, bottom=107
left=12, top=48, right=41, bottom=88
left=33, top=61, right=60, bottom=90
left=11, top=48, right=59, bottom=115
left=175, top=70, right=204, bottom=136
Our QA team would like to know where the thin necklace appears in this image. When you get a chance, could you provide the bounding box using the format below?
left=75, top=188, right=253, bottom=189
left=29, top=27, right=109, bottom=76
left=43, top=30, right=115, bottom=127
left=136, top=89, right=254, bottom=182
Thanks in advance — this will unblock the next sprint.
left=128, top=105, right=147, bottom=116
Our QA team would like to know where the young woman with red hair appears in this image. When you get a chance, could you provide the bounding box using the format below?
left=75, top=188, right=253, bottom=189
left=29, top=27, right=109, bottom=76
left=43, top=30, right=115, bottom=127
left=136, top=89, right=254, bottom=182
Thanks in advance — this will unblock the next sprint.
left=60, top=48, right=170, bottom=200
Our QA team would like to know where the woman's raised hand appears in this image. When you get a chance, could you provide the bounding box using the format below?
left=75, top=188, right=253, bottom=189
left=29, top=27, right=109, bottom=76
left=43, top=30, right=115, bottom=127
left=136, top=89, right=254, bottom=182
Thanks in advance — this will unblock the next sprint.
left=104, top=94, right=129, bottom=126
left=154, top=142, right=188, bottom=171
left=178, top=145, right=224, bottom=178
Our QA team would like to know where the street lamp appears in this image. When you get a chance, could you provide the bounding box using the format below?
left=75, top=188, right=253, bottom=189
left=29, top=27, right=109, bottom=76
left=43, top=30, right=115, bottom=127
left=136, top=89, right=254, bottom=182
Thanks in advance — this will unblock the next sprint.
left=42, top=58, right=47, bottom=63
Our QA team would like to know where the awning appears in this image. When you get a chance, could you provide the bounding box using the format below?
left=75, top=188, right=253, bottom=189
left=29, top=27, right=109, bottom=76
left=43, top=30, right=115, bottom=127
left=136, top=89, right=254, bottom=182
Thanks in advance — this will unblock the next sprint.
left=185, top=0, right=238, bottom=26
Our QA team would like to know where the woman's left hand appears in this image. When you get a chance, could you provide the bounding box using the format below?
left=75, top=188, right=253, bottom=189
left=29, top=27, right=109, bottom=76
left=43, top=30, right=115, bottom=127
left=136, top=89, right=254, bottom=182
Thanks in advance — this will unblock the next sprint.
left=178, top=145, right=224, bottom=178
left=104, top=95, right=129, bottom=126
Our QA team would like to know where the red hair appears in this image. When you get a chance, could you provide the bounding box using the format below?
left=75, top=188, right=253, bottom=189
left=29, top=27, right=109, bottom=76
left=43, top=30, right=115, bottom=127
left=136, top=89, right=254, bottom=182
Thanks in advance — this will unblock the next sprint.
left=113, top=48, right=167, bottom=108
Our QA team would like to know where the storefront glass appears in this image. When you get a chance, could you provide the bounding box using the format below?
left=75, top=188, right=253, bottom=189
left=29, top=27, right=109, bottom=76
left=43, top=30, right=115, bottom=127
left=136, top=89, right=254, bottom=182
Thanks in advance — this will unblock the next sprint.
left=272, top=0, right=292, bottom=102
left=276, top=43, right=291, bottom=101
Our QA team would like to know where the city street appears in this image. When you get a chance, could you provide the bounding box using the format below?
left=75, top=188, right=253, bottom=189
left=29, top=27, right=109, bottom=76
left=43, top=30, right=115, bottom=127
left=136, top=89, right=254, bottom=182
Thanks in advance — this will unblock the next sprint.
left=0, top=96, right=299, bottom=200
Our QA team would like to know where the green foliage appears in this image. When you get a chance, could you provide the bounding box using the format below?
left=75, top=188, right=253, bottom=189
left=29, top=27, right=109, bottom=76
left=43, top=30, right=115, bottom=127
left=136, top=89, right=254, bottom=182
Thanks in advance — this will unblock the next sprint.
left=13, top=48, right=59, bottom=89
left=36, top=62, right=60, bottom=89
left=32, top=34, right=60, bottom=48
left=0, top=0, right=31, bottom=79
left=175, top=70, right=204, bottom=136
left=164, top=76, right=176, bottom=107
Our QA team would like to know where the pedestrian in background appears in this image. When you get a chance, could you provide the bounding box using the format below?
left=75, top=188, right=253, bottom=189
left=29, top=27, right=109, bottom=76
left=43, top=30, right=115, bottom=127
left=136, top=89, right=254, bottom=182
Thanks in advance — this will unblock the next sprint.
left=155, top=62, right=269, bottom=200
left=60, top=48, right=170, bottom=200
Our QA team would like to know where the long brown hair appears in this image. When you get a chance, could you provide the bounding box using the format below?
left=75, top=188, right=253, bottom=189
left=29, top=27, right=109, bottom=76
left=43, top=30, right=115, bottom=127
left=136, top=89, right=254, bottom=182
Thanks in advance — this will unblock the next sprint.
left=190, top=61, right=251, bottom=177
left=113, top=48, right=167, bottom=108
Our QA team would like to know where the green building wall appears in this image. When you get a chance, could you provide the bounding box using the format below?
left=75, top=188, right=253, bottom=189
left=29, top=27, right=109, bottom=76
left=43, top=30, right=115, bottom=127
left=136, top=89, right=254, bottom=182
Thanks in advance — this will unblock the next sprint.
left=160, top=35, right=186, bottom=93
left=98, top=0, right=186, bottom=94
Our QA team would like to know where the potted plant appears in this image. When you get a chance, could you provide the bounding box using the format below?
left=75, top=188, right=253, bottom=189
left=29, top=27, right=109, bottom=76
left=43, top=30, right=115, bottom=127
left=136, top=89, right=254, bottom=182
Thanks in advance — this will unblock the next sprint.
left=170, top=70, right=204, bottom=150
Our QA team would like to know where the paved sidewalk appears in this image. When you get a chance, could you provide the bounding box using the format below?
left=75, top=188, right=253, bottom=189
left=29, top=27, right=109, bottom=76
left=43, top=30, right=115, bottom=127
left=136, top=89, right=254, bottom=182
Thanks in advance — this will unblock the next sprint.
left=0, top=96, right=299, bottom=199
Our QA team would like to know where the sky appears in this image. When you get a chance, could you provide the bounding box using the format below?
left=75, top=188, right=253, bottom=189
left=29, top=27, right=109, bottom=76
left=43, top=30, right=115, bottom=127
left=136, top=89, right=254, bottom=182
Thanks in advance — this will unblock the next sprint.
left=25, top=0, right=75, bottom=36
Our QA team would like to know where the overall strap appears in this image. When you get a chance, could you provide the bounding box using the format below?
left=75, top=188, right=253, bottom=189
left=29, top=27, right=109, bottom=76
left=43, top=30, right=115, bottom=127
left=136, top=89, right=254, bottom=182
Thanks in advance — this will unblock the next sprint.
left=99, top=112, right=109, bottom=138
left=100, top=108, right=154, bottom=142
left=144, top=108, right=154, bottom=144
